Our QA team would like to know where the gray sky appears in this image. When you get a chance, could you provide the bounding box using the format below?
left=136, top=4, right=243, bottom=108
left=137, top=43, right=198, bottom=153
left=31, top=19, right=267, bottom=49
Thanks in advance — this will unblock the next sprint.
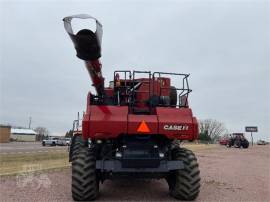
left=0, top=0, right=269, bottom=141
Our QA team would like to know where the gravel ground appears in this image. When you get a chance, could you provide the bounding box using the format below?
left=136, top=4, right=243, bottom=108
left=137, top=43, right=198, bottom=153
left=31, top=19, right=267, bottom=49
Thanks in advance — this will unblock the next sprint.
left=0, top=145, right=269, bottom=202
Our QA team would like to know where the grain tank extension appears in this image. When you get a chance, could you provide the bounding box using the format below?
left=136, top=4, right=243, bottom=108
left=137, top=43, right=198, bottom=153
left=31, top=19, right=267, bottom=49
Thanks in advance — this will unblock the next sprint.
left=63, top=14, right=200, bottom=201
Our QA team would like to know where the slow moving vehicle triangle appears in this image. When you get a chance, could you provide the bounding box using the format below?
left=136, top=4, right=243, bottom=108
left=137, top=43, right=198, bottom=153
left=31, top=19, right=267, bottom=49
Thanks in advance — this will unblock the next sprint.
left=137, top=120, right=150, bottom=133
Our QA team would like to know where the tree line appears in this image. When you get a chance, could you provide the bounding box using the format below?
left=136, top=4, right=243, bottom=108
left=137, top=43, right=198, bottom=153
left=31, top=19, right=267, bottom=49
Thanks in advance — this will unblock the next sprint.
left=34, top=126, right=73, bottom=141
left=199, top=119, right=227, bottom=143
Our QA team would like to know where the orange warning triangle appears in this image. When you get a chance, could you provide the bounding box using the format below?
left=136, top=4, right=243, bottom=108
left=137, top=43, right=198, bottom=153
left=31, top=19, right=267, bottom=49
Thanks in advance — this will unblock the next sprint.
left=137, top=120, right=150, bottom=133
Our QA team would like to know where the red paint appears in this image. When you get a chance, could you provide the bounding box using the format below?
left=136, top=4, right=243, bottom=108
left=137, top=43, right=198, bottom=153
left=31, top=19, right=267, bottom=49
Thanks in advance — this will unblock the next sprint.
left=82, top=105, right=198, bottom=141
left=86, top=106, right=128, bottom=139
left=80, top=73, right=199, bottom=141
left=85, top=59, right=105, bottom=96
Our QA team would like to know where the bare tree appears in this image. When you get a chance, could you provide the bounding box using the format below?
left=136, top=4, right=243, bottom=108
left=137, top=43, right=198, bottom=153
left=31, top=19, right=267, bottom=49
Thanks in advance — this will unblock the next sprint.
left=199, top=119, right=227, bottom=143
left=34, top=126, right=49, bottom=141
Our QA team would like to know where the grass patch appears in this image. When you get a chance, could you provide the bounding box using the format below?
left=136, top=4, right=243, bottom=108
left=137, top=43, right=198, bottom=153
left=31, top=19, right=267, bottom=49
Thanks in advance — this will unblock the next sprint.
left=0, top=143, right=218, bottom=176
left=0, top=151, right=70, bottom=176
left=183, top=143, right=219, bottom=151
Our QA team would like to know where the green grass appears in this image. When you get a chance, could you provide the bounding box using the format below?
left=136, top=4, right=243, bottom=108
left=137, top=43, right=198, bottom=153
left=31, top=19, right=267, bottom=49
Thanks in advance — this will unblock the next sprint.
left=183, top=142, right=219, bottom=151
left=0, top=151, right=70, bottom=176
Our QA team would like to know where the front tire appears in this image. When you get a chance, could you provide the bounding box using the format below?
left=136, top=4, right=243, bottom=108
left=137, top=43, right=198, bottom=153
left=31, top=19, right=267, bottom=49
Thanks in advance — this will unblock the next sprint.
left=70, top=135, right=83, bottom=161
left=167, top=148, right=200, bottom=200
left=72, top=146, right=99, bottom=201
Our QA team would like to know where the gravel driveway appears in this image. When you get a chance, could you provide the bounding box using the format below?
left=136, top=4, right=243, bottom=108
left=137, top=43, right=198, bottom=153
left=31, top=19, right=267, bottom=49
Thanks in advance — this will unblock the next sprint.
left=1, top=145, right=269, bottom=202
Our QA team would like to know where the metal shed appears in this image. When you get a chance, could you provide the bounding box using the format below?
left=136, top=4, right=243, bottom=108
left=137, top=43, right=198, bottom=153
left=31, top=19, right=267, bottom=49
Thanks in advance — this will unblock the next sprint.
left=11, top=128, right=37, bottom=142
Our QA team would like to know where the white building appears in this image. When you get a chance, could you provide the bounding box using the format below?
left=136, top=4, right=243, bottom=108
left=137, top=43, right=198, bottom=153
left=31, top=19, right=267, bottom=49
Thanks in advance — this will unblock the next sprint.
left=11, top=128, right=37, bottom=142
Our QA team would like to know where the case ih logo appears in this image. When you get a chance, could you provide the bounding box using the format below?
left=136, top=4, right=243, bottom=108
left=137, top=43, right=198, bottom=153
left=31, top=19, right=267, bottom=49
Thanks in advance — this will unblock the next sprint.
left=164, top=125, right=189, bottom=131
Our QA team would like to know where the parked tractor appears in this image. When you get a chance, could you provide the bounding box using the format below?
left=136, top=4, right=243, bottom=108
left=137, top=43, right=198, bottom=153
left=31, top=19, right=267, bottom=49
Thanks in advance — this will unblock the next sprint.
left=227, top=133, right=249, bottom=148
left=63, top=14, right=200, bottom=201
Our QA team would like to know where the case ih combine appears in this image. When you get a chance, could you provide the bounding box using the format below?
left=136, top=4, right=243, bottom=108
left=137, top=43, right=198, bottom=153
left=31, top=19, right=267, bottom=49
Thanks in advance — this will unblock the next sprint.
left=63, top=14, right=200, bottom=201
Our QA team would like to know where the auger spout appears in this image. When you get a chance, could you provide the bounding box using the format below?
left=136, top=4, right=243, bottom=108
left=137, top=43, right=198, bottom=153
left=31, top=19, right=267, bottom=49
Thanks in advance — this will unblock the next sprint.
left=63, top=14, right=105, bottom=97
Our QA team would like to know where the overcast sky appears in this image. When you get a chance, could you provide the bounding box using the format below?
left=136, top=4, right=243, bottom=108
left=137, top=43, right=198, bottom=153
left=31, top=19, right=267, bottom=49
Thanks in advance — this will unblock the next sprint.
left=0, top=0, right=269, bottom=140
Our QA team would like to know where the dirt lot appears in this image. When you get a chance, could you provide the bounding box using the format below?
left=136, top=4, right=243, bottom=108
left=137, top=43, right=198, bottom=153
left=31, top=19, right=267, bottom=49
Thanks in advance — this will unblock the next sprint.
left=0, top=145, right=269, bottom=202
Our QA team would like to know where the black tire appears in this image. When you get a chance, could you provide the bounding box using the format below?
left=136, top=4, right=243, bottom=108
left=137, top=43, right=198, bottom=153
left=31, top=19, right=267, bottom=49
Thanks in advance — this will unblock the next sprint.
left=167, top=148, right=200, bottom=200
left=72, top=146, right=99, bottom=201
left=170, top=86, right=177, bottom=107
left=52, top=142, right=56, bottom=146
left=70, top=135, right=83, bottom=162
left=228, top=139, right=233, bottom=147
left=42, top=141, right=45, bottom=146
left=234, top=142, right=240, bottom=148
left=242, top=140, right=249, bottom=149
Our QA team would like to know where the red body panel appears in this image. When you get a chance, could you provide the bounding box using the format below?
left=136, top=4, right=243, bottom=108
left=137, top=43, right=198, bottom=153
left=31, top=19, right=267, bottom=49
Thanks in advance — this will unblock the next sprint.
left=82, top=104, right=198, bottom=141
left=156, top=108, right=197, bottom=140
left=87, top=106, right=128, bottom=139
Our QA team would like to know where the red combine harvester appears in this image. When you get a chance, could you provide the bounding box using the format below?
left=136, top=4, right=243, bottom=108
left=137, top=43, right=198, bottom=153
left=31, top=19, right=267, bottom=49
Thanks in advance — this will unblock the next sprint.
left=63, top=14, right=200, bottom=201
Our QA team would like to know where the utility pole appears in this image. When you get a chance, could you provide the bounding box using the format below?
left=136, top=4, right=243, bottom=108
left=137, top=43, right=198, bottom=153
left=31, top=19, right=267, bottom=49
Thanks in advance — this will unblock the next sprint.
left=28, top=116, right=32, bottom=129
left=251, top=132, right=253, bottom=146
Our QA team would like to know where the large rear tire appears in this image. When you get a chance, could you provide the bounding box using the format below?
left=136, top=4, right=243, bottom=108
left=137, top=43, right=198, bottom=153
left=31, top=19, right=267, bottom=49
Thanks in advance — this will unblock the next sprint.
left=72, top=146, right=99, bottom=201
left=167, top=148, right=200, bottom=200
left=242, top=140, right=249, bottom=149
